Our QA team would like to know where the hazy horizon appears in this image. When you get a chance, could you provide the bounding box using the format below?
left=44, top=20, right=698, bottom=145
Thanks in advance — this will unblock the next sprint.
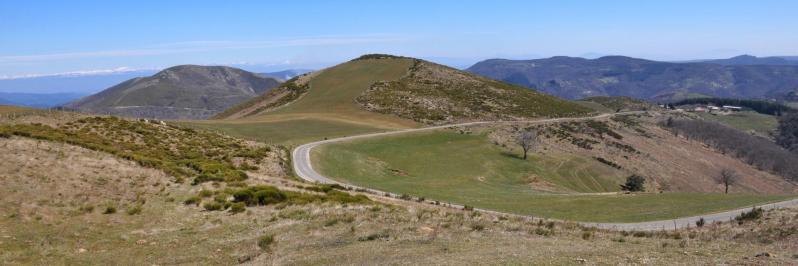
left=2, top=0, right=797, bottom=79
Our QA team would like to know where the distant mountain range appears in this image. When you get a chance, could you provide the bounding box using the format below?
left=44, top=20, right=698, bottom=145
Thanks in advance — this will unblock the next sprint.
left=0, top=70, right=158, bottom=94
left=467, top=55, right=798, bottom=102
left=259, top=69, right=313, bottom=81
left=0, top=92, right=86, bottom=108
left=695, top=55, right=798, bottom=66
left=64, top=65, right=281, bottom=119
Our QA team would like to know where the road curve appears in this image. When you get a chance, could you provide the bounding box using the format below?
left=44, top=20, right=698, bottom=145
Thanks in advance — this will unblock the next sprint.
left=292, top=112, right=798, bottom=231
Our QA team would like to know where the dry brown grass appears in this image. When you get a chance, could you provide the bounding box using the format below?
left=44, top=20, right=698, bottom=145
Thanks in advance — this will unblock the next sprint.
left=479, top=112, right=796, bottom=194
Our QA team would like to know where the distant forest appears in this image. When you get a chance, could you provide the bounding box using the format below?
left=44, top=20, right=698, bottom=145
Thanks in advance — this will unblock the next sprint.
left=673, top=98, right=795, bottom=116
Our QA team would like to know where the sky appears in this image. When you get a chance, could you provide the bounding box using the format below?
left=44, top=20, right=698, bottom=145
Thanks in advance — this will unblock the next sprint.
left=1, top=0, right=797, bottom=78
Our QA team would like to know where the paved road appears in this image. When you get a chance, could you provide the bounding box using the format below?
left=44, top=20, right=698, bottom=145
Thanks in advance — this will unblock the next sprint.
left=292, top=112, right=798, bottom=231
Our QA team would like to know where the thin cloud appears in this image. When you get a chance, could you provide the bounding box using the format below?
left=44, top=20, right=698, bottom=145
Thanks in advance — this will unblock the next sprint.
left=0, top=66, right=160, bottom=80
left=0, top=35, right=406, bottom=64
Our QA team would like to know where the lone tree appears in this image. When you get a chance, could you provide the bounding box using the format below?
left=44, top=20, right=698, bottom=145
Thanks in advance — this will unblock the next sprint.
left=620, top=175, right=645, bottom=192
left=716, top=169, right=739, bottom=194
left=516, top=129, right=538, bottom=160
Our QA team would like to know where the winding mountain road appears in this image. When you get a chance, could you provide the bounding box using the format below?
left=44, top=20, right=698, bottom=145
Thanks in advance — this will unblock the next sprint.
left=292, top=112, right=798, bottom=231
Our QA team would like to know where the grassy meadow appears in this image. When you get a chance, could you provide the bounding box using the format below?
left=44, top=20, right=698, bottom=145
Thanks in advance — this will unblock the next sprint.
left=313, top=129, right=793, bottom=222
left=697, top=111, right=777, bottom=136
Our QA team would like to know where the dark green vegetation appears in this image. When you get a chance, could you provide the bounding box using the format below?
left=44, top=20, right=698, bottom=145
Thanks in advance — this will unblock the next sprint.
left=191, top=184, right=370, bottom=213
left=776, top=112, right=798, bottom=153
left=735, top=207, right=764, bottom=224
left=0, top=116, right=281, bottom=184
left=357, top=60, right=590, bottom=124
left=620, top=175, right=646, bottom=192
left=65, top=65, right=281, bottom=119
left=313, top=129, right=790, bottom=222
left=467, top=56, right=798, bottom=102
left=664, top=119, right=798, bottom=181
left=674, top=97, right=795, bottom=116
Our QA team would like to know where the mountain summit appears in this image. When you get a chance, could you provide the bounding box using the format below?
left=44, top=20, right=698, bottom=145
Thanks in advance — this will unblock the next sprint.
left=64, top=65, right=281, bottom=119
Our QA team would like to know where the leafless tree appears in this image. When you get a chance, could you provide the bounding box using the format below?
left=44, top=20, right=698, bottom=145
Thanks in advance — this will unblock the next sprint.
left=516, top=129, right=538, bottom=160
left=716, top=169, right=739, bottom=194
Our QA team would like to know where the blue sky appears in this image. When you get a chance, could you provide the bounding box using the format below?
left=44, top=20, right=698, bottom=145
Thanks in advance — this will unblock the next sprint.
left=1, top=0, right=797, bottom=77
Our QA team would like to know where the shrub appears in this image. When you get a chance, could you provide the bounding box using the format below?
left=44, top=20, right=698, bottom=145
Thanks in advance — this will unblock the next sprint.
left=257, top=235, right=275, bottom=250
left=735, top=207, right=764, bottom=224
left=696, top=218, right=706, bottom=227
left=183, top=196, right=201, bottom=205
left=126, top=205, right=142, bottom=215
left=620, top=175, right=645, bottom=192
left=471, top=224, right=485, bottom=231
left=232, top=186, right=288, bottom=206
left=229, top=202, right=246, bottom=214
left=463, top=205, right=474, bottom=211
left=198, top=189, right=214, bottom=198
left=632, top=231, right=653, bottom=238
left=203, top=202, right=223, bottom=211
left=103, top=206, right=117, bottom=214
left=582, top=231, right=593, bottom=240
left=533, top=228, right=553, bottom=236
left=357, top=232, right=389, bottom=241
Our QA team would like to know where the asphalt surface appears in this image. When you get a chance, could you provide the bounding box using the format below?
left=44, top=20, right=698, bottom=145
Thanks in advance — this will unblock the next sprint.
left=292, top=112, right=798, bottom=231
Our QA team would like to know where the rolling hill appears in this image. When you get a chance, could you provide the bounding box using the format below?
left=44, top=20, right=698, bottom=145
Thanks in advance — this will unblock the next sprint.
left=64, top=65, right=281, bottom=119
left=200, top=54, right=590, bottom=144
left=217, top=54, right=589, bottom=123
left=467, top=56, right=798, bottom=102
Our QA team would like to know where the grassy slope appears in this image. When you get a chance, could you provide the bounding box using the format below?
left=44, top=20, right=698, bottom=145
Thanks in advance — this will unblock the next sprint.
left=185, top=58, right=419, bottom=145
left=313, top=130, right=792, bottom=222
left=184, top=118, right=387, bottom=145
left=697, top=111, right=777, bottom=136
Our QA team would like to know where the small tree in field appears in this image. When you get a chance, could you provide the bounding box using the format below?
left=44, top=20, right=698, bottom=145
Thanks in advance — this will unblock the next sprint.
left=516, top=129, right=538, bottom=160
left=716, top=169, right=739, bottom=194
left=620, top=175, right=645, bottom=192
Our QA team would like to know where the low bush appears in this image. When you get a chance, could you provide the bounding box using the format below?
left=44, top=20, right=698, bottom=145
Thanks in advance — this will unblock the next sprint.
left=229, top=202, right=246, bottom=214
left=183, top=196, right=201, bottom=205
left=735, top=207, right=764, bottom=224
left=696, top=217, right=706, bottom=227
left=257, top=234, right=275, bottom=250
left=357, top=232, right=389, bottom=241
left=103, top=206, right=117, bottom=214
left=203, top=202, right=223, bottom=211
left=126, top=205, right=142, bottom=215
